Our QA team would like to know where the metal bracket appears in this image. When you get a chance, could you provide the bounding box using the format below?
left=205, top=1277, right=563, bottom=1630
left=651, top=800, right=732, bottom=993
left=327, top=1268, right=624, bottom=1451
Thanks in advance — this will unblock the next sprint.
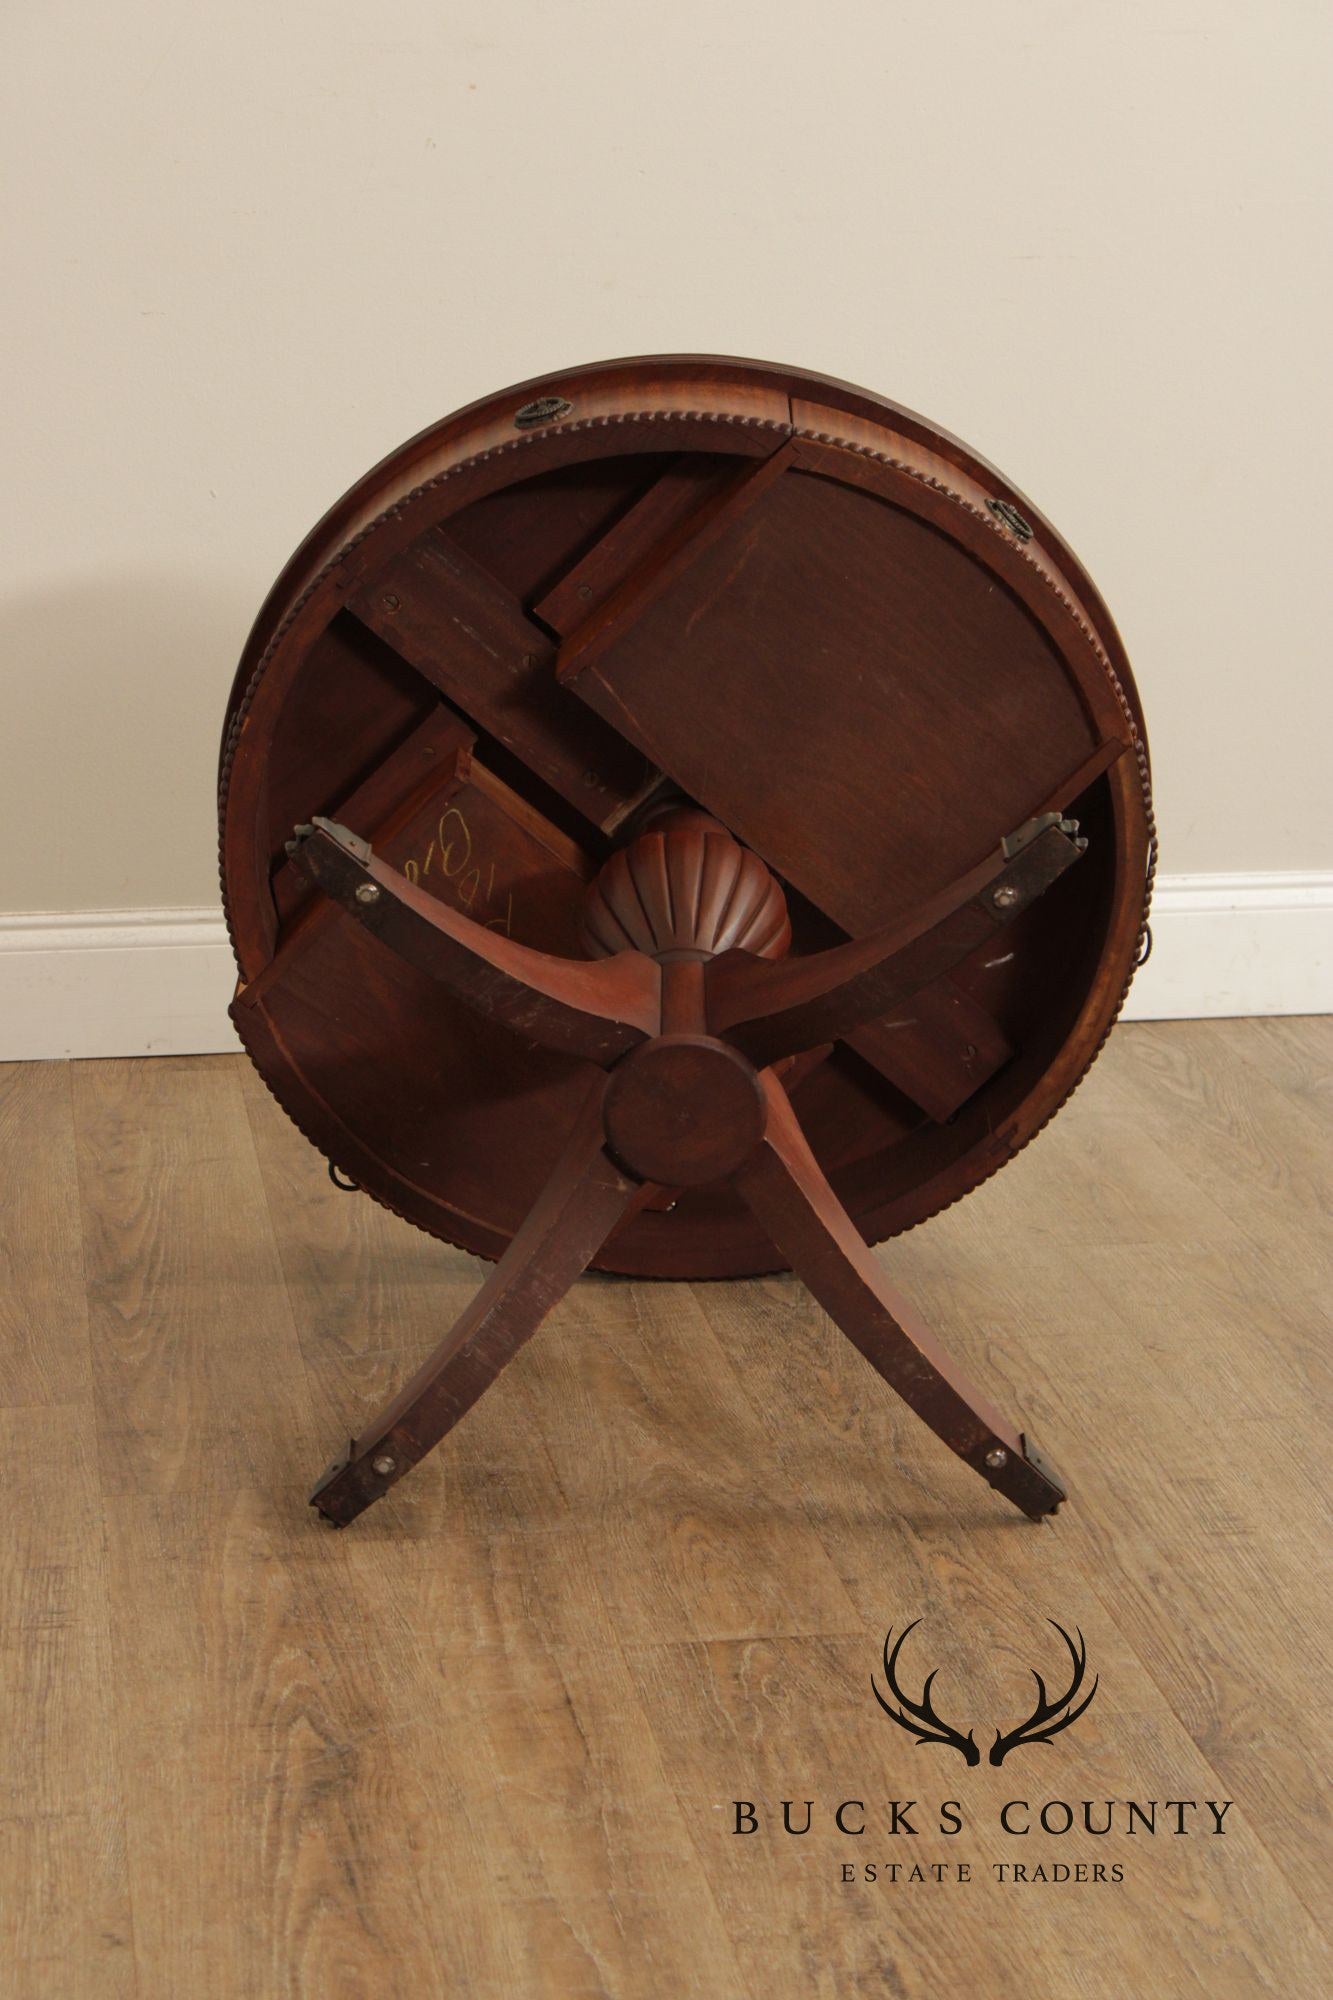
left=1002, top=811, right=1087, bottom=860
left=514, top=396, right=573, bottom=429
left=987, top=497, right=1035, bottom=542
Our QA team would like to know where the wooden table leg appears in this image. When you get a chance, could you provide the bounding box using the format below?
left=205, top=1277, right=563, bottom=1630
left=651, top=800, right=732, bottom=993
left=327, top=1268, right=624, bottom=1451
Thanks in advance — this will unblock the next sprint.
left=709, top=816, right=1084, bottom=1067
left=736, top=1073, right=1067, bottom=1519
left=309, top=1077, right=640, bottom=1525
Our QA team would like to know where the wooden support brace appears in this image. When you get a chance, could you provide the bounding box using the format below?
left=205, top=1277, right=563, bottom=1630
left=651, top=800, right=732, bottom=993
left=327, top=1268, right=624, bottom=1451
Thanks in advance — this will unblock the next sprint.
left=348, top=529, right=660, bottom=831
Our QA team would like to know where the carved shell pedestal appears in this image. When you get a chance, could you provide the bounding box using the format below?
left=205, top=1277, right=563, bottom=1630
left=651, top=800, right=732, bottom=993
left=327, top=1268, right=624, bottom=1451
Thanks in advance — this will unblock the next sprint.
left=580, top=807, right=791, bottom=964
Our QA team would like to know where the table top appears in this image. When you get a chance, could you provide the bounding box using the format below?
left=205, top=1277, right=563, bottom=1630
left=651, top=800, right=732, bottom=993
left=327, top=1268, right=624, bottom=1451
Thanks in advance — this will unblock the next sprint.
left=220, top=356, right=1153, bottom=1278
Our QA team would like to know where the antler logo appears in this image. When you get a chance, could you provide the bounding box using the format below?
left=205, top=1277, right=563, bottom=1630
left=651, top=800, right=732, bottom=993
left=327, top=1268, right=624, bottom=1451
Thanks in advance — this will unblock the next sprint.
left=872, top=1619, right=1099, bottom=1767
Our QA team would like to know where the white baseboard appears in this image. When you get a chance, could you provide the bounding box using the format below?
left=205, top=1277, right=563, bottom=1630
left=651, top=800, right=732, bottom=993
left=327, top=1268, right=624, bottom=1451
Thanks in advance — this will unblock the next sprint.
left=0, top=908, right=243, bottom=1062
left=1126, top=871, right=1332, bottom=1022
left=1, top=873, right=1329, bottom=1062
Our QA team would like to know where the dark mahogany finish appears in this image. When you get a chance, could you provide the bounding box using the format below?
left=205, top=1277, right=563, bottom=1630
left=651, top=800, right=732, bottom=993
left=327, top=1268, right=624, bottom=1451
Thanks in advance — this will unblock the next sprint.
left=219, top=356, right=1154, bottom=1527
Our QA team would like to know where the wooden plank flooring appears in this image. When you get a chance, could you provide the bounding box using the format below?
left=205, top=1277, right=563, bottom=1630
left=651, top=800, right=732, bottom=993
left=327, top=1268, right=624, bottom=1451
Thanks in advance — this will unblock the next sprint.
left=1, top=1019, right=1330, bottom=1997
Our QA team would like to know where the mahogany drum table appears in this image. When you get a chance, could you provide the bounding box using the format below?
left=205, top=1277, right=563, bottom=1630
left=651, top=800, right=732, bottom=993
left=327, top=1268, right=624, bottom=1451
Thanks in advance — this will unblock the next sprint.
left=219, top=355, right=1155, bottom=1527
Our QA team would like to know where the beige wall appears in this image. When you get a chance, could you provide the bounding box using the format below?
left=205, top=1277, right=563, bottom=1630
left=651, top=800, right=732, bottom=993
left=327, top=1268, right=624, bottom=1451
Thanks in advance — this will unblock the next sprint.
left=3, top=1, right=1329, bottom=915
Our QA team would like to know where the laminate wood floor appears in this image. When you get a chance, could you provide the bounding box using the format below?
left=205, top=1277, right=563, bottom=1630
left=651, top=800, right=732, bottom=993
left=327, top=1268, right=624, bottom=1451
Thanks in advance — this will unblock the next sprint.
left=2, top=1018, right=1329, bottom=1998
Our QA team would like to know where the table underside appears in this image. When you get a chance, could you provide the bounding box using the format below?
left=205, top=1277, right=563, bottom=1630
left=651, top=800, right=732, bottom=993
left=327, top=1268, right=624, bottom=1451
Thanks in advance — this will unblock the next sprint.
left=221, top=375, right=1150, bottom=1278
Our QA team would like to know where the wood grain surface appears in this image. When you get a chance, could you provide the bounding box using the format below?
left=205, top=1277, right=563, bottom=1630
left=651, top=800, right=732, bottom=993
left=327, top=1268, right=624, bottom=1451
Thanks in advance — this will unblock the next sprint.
left=2, top=1019, right=1329, bottom=1997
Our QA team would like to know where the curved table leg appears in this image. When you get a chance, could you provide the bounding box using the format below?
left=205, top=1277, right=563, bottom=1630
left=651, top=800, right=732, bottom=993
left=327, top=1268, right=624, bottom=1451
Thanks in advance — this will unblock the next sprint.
left=286, top=817, right=660, bottom=1064
left=310, top=1078, right=640, bottom=1525
left=736, top=1074, right=1067, bottom=1519
left=709, top=817, right=1086, bottom=1068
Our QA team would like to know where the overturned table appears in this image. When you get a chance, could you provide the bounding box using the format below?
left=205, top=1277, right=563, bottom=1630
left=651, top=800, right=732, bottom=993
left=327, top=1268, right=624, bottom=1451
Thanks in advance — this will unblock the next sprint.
left=219, top=355, right=1154, bottom=1527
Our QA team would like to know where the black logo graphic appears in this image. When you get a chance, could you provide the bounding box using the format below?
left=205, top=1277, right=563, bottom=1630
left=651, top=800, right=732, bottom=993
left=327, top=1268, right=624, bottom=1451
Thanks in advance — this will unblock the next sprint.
left=872, top=1619, right=1099, bottom=1767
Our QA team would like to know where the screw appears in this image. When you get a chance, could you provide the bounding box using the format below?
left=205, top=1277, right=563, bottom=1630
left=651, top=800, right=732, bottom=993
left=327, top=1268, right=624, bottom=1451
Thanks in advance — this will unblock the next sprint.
left=371, top=1454, right=396, bottom=1477
left=985, top=1446, right=1009, bottom=1469
left=993, top=885, right=1020, bottom=909
left=355, top=882, right=381, bottom=904
left=577, top=584, right=592, bottom=601
left=382, top=592, right=400, bottom=611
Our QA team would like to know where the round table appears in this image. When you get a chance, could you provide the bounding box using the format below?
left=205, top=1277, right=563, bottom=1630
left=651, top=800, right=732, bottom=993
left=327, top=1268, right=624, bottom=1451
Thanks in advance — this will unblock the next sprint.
left=219, top=355, right=1154, bottom=1526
